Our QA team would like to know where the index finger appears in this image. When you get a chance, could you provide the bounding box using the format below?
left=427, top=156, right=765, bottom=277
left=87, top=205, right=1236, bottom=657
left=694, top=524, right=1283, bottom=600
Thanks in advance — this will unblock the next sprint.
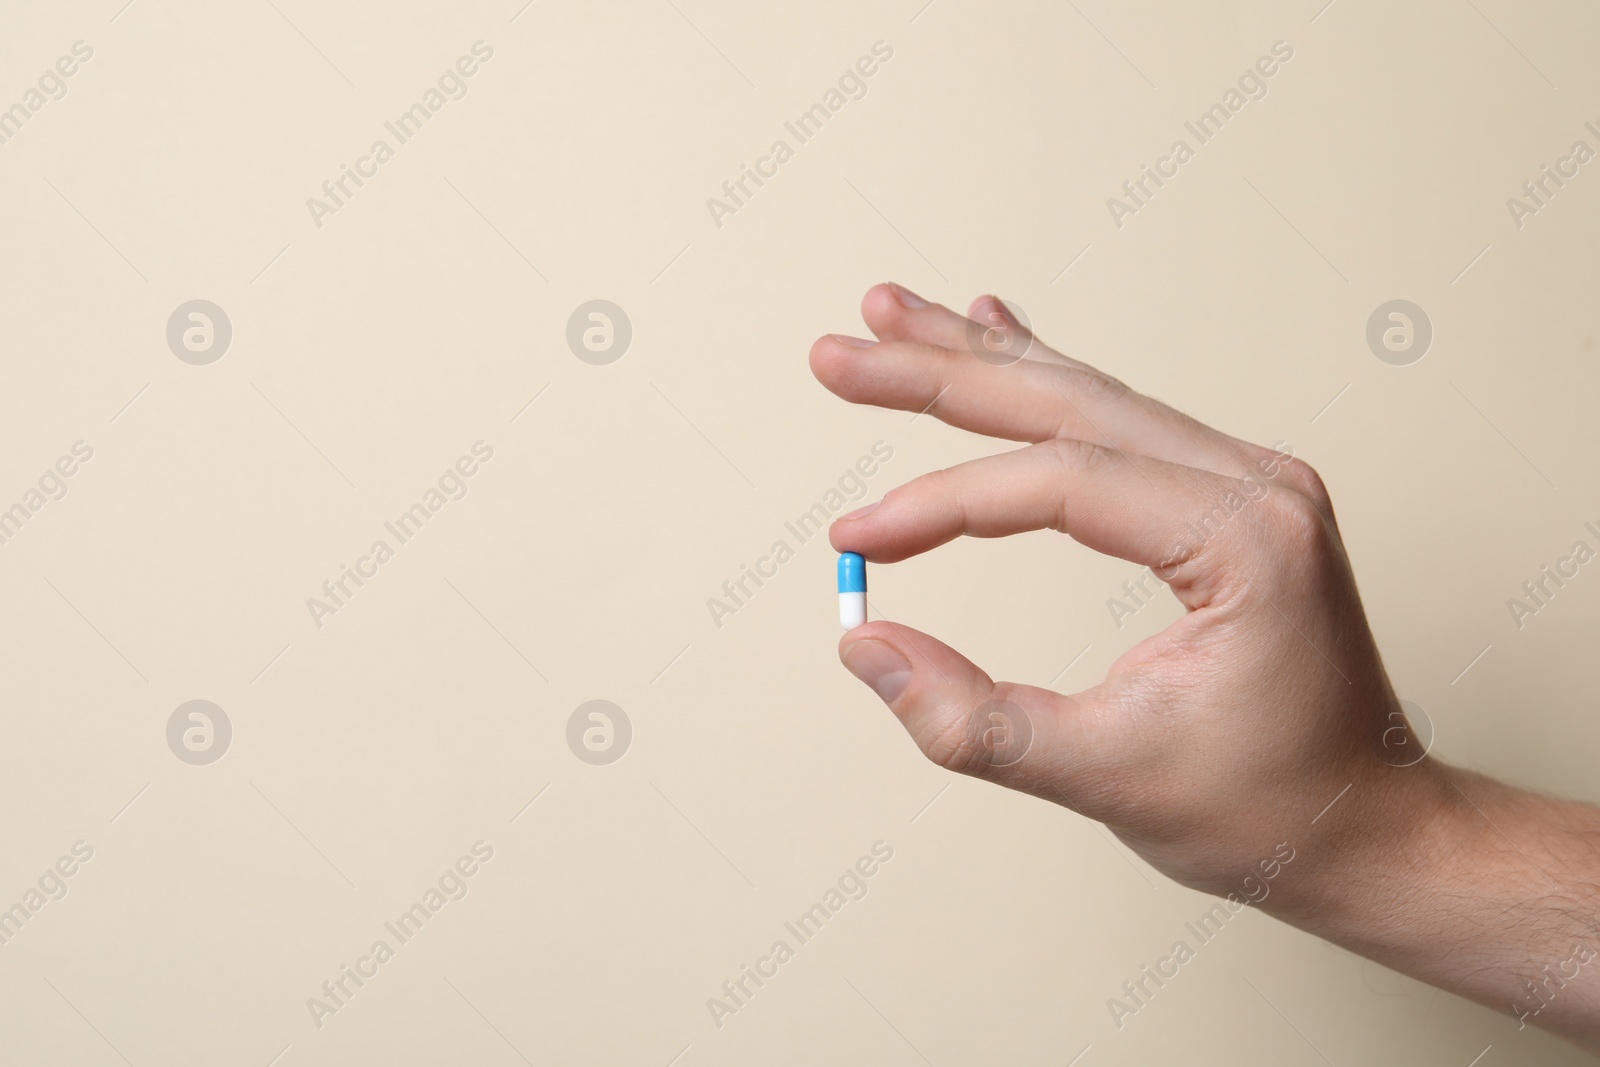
left=832, top=437, right=1279, bottom=597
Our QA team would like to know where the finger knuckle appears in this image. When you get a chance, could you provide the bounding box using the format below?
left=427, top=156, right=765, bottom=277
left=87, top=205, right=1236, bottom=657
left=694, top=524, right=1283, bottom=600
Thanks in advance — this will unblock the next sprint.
left=1247, top=446, right=1331, bottom=514
left=1264, top=485, right=1331, bottom=554
left=921, top=706, right=997, bottom=777
left=1043, top=435, right=1106, bottom=477
left=1068, top=366, right=1130, bottom=403
left=1277, top=457, right=1332, bottom=512
left=918, top=465, right=956, bottom=501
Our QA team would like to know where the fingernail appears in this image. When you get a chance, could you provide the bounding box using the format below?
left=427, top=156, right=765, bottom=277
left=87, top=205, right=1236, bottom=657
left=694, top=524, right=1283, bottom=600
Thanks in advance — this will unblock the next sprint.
left=841, top=499, right=881, bottom=520
left=978, top=295, right=1011, bottom=322
left=889, top=282, right=930, bottom=309
left=842, top=640, right=912, bottom=703
left=830, top=333, right=876, bottom=348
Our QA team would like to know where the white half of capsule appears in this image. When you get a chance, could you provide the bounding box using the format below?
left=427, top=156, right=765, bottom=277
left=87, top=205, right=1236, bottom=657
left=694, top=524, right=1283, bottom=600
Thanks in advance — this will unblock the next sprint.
left=839, top=591, right=867, bottom=630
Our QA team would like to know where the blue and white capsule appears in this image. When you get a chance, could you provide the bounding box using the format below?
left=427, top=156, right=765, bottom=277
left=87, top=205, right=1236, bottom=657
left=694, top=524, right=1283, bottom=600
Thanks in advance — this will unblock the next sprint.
left=837, top=552, right=867, bottom=630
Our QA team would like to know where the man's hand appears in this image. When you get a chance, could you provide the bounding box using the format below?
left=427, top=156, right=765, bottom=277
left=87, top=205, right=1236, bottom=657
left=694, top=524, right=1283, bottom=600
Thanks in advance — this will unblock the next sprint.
left=812, top=282, right=1600, bottom=1050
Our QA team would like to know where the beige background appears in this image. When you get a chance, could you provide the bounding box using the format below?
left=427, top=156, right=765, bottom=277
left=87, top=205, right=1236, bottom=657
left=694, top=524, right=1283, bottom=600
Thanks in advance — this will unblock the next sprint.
left=1, top=0, right=1598, bottom=1063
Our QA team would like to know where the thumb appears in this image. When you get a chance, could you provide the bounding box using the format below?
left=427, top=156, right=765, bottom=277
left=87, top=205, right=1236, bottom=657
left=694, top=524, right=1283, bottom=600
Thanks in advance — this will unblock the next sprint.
left=839, top=620, right=1088, bottom=798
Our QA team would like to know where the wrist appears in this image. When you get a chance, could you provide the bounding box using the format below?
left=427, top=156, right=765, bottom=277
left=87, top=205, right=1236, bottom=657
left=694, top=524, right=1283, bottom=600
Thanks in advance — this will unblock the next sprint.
left=1265, top=757, right=1600, bottom=1046
left=1260, top=756, right=1475, bottom=950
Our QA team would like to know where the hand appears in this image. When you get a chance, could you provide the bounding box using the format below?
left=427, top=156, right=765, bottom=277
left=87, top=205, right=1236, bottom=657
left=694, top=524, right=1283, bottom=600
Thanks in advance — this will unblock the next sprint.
left=813, top=280, right=1426, bottom=896
left=812, top=283, right=1600, bottom=1050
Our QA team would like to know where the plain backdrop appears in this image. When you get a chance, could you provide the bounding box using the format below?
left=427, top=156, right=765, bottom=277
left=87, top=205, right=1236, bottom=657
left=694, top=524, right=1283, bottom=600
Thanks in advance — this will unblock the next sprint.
left=0, top=0, right=1597, bottom=1063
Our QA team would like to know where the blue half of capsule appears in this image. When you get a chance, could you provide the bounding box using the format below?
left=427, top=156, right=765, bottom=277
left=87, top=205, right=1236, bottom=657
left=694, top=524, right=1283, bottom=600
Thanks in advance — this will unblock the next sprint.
left=837, top=553, right=867, bottom=630
left=837, top=552, right=866, bottom=593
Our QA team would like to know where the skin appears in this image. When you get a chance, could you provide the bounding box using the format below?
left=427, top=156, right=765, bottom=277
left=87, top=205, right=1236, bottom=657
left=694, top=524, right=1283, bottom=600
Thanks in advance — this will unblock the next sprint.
left=812, top=282, right=1600, bottom=1050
